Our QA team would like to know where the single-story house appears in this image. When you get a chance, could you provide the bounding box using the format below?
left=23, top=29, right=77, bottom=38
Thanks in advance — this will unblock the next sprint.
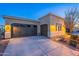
left=3, top=13, right=66, bottom=39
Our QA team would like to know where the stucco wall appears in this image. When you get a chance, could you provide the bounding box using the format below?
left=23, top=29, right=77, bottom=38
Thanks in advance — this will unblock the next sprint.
left=39, top=14, right=66, bottom=38
left=39, top=15, right=50, bottom=25
left=39, top=15, right=51, bottom=37
left=50, top=15, right=66, bottom=37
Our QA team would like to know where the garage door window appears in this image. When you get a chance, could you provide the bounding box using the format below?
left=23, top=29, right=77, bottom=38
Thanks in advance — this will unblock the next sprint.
left=33, top=25, right=37, bottom=28
left=27, top=25, right=31, bottom=27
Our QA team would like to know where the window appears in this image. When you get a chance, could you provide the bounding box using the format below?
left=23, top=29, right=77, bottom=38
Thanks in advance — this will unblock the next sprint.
left=56, top=23, right=62, bottom=31
left=66, top=28, right=70, bottom=33
left=33, top=25, right=37, bottom=28
left=27, top=25, right=31, bottom=27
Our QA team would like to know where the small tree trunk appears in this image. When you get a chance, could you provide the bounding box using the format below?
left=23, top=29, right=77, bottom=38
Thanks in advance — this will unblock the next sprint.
left=70, top=21, right=74, bottom=33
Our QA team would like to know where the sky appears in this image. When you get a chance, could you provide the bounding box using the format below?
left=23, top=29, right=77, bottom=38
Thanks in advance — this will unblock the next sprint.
left=0, top=3, right=79, bottom=25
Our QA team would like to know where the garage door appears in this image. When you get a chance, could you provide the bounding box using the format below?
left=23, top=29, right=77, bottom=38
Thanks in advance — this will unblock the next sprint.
left=11, top=23, right=37, bottom=38
left=40, top=24, right=48, bottom=36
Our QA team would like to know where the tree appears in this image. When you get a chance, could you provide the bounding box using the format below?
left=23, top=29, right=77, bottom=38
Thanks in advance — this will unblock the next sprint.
left=65, top=8, right=79, bottom=33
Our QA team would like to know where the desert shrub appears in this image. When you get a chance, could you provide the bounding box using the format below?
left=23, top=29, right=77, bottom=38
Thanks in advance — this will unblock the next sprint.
left=69, top=40, right=77, bottom=47
left=71, top=35, right=78, bottom=40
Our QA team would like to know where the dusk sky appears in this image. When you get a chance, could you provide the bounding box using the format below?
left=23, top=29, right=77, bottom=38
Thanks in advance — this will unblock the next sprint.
left=0, top=3, right=79, bottom=25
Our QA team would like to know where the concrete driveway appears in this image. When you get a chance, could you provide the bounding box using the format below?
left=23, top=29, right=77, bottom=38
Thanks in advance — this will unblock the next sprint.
left=3, top=36, right=79, bottom=56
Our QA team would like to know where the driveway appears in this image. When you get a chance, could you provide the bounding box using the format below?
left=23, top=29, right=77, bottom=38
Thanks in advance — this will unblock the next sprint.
left=3, top=36, right=79, bottom=56
left=0, top=39, right=9, bottom=56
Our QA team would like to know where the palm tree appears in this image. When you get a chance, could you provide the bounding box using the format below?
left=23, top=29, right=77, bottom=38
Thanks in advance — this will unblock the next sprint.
left=65, top=8, right=79, bottom=33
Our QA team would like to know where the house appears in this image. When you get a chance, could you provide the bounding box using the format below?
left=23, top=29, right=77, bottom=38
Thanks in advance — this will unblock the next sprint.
left=3, top=13, right=66, bottom=39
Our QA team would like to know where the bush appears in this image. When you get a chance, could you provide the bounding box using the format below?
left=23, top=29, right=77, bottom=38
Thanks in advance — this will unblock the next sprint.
left=69, top=40, right=77, bottom=47
left=71, top=35, right=78, bottom=40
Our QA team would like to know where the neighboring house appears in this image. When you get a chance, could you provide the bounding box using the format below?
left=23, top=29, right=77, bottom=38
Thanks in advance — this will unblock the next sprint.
left=3, top=13, right=66, bottom=39
left=0, top=25, right=4, bottom=39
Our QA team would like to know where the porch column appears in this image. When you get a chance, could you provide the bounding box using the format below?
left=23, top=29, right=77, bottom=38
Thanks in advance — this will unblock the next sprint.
left=37, top=24, right=40, bottom=35
left=48, top=24, right=50, bottom=37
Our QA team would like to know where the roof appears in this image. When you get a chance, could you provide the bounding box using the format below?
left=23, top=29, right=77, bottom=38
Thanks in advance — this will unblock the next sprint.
left=3, top=15, right=40, bottom=23
left=2, top=13, right=65, bottom=23
left=39, top=13, right=64, bottom=20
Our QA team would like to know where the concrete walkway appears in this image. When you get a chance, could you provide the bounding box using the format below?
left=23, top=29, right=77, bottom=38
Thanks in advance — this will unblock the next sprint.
left=3, top=36, right=79, bottom=56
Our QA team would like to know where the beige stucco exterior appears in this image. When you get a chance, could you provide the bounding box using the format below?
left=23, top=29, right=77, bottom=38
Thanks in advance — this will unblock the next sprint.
left=39, top=14, right=51, bottom=37
left=3, top=13, right=66, bottom=39
left=3, top=16, right=40, bottom=38
left=49, top=14, right=66, bottom=37
left=39, top=13, right=66, bottom=38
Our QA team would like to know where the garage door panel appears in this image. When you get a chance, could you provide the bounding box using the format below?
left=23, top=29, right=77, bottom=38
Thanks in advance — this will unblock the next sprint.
left=40, top=24, right=48, bottom=36
left=11, top=23, right=37, bottom=38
